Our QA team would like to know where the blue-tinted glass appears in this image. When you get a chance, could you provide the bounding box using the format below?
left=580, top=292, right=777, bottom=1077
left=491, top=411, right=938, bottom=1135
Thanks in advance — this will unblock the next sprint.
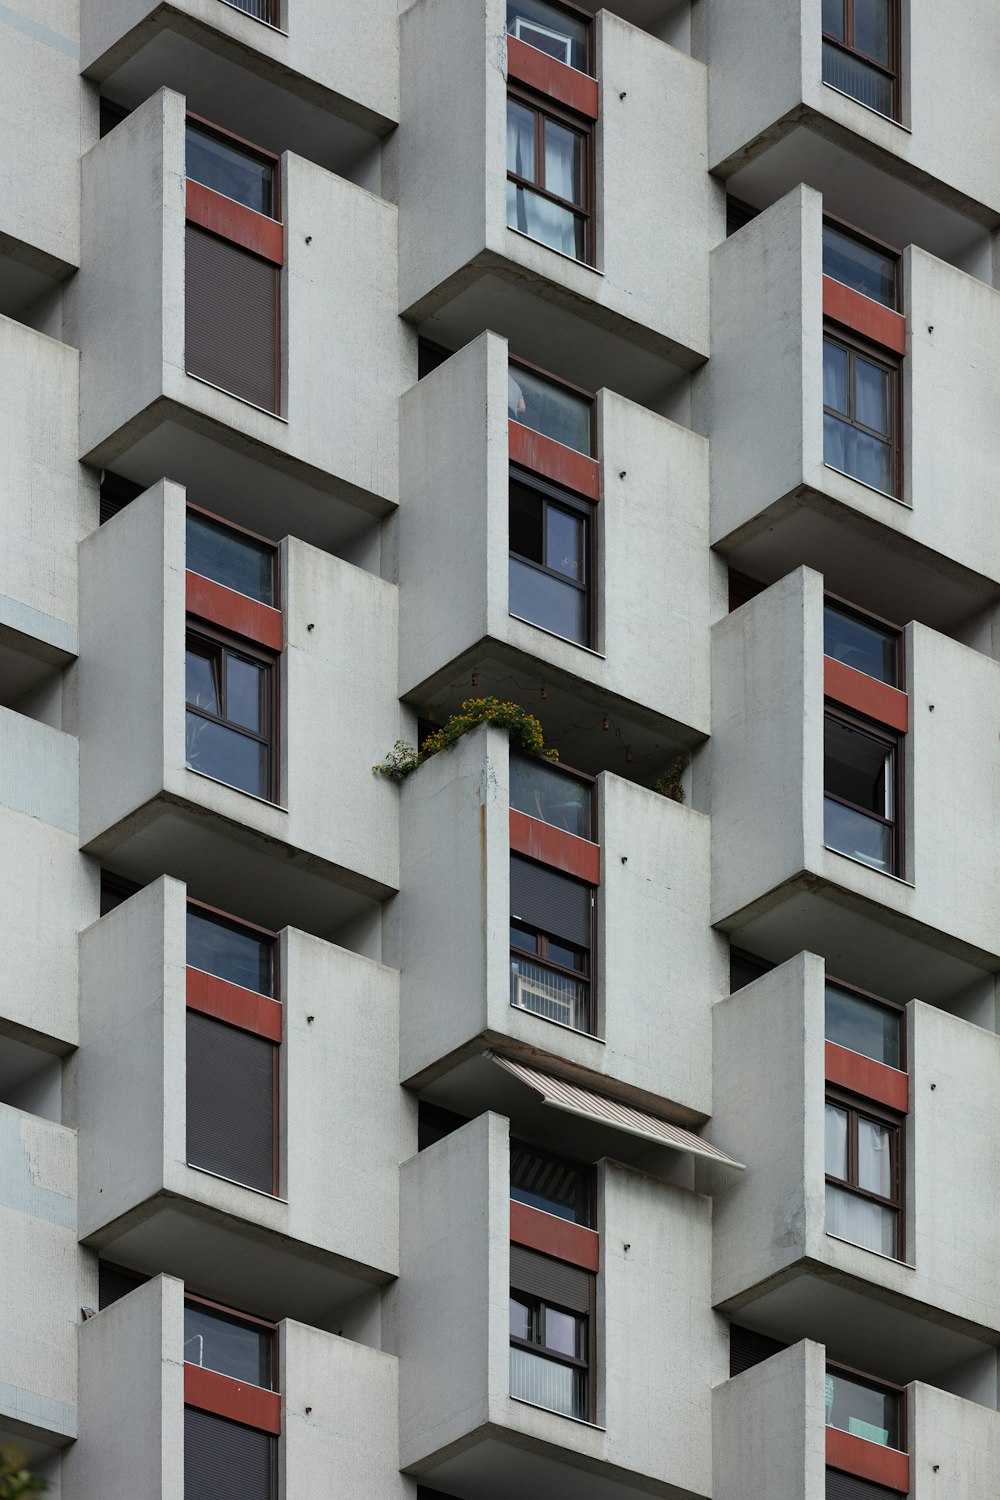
left=508, top=366, right=592, bottom=455
left=855, top=0, right=890, bottom=64
left=546, top=506, right=584, bottom=581
left=822, top=0, right=844, bottom=39
left=186, top=513, right=274, bottom=605
left=824, top=797, right=893, bottom=871
left=507, top=0, right=590, bottom=71
left=185, top=125, right=273, bottom=215
left=855, top=356, right=890, bottom=436
left=823, top=225, right=897, bottom=309
left=825, top=982, right=901, bottom=1067
left=827, top=1370, right=901, bottom=1448
left=187, top=908, right=273, bottom=994
left=825, top=717, right=893, bottom=816
left=822, top=40, right=894, bottom=116
left=186, top=646, right=220, bottom=714
left=507, top=181, right=584, bottom=260
left=226, top=655, right=264, bottom=733
left=510, top=756, right=591, bottom=839
left=824, top=413, right=893, bottom=492
left=823, top=341, right=849, bottom=414
left=186, top=713, right=268, bottom=798
left=823, top=604, right=898, bottom=685
left=510, top=557, right=587, bottom=643
left=184, top=1304, right=272, bottom=1387
left=507, top=99, right=536, bottom=180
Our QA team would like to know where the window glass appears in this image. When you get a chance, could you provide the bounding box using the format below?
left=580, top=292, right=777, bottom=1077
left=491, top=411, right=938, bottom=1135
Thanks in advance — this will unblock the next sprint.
left=186, top=714, right=269, bottom=798
left=855, top=0, right=890, bottom=63
left=185, top=634, right=272, bottom=800
left=183, top=1303, right=272, bottom=1387
left=507, top=0, right=590, bottom=72
left=825, top=982, right=901, bottom=1068
left=507, top=99, right=537, bottom=181
left=509, top=479, right=589, bottom=646
left=186, top=643, right=220, bottom=715
left=186, top=512, right=275, bottom=606
left=544, top=1307, right=579, bottom=1357
left=510, top=1346, right=582, bottom=1418
left=823, top=341, right=849, bottom=415
left=822, top=40, right=894, bottom=116
left=510, top=755, right=592, bottom=839
left=823, top=603, right=899, bottom=686
left=822, top=225, right=898, bottom=309
left=511, top=1141, right=590, bottom=1224
left=226, top=656, right=264, bottom=734
left=825, top=718, right=893, bottom=817
left=854, top=355, right=890, bottom=435
left=826, top=1182, right=897, bottom=1255
left=824, top=798, right=894, bottom=872
left=185, top=124, right=274, bottom=216
left=507, top=181, right=585, bottom=260
left=187, top=908, right=273, bottom=995
left=825, top=1103, right=848, bottom=1179
left=857, top=1116, right=893, bottom=1196
left=508, top=365, right=592, bottom=455
left=822, top=0, right=845, bottom=39
left=544, top=121, right=583, bottom=204
left=826, top=1369, right=901, bottom=1448
left=510, top=952, right=589, bottom=1031
left=509, top=1296, right=531, bottom=1342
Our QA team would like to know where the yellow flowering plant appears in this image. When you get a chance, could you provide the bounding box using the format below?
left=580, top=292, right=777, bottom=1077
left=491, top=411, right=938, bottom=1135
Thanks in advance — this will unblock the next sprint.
left=373, top=698, right=558, bottom=782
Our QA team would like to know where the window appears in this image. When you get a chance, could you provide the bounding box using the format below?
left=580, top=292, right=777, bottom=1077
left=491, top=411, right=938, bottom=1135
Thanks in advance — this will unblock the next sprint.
left=185, top=121, right=276, bottom=218
left=510, top=854, right=593, bottom=1033
left=825, top=979, right=903, bottom=1069
left=184, top=1298, right=276, bottom=1500
left=826, top=1474, right=905, bottom=1500
left=187, top=905, right=274, bottom=995
left=508, top=360, right=594, bottom=455
left=187, top=509, right=277, bottom=607
left=184, top=1299, right=274, bottom=1387
left=510, top=754, right=593, bottom=839
left=507, top=92, right=591, bottom=262
left=821, top=0, right=899, bottom=121
left=824, top=599, right=901, bottom=687
left=823, top=221, right=899, bottom=310
left=509, top=472, right=592, bottom=646
left=223, top=0, right=280, bottom=23
left=823, top=334, right=898, bottom=495
left=826, top=1364, right=904, bottom=1450
left=185, top=227, right=281, bottom=413
left=186, top=630, right=275, bottom=800
left=825, top=1093, right=902, bottom=1257
left=824, top=712, right=899, bottom=875
left=506, top=0, right=591, bottom=72
left=509, top=1245, right=592, bottom=1420
left=511, top=1140, right=592, bottom=1225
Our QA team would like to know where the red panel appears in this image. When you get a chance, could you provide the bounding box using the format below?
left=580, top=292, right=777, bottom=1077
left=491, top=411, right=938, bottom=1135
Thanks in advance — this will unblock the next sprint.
left=510, top=1201, right=600, bottom=1272
left=509, top=809, right=600, bottom=884
left=826, top=1427, right=910, bottom=1491
left=823, top=277, right=906, bottom=356
left=824, top=657, right=909, bottom=733
left=186, top=572, right=283, bottom=652
left=186, top=180, right=285, bottom=266
left=826, top=1042, right=908, bottom=1114
left=186, top=967, right=283, bottom=1043
left=506, top=35, right=599, bottom=119
left=509, top=422, right=600, bottom=501
left=185, top=1363, right=281, bottom=1435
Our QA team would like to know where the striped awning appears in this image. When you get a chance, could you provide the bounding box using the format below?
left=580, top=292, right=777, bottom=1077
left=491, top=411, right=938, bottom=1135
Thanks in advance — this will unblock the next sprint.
left=490, top=1054, right=744, bottom=1170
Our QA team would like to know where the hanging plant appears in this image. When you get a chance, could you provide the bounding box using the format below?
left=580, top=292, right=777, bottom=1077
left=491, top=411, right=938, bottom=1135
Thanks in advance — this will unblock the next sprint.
left=373, top=697, right=558, bottom=782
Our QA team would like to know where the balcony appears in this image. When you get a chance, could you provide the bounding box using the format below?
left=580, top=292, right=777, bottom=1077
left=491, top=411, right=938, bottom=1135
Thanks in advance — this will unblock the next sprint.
left=78, top=480, right=400, bottom=934
left=712, top=952, right=1000, bottom=1379
left=77, top=875, right=406, bottom=1324
left=397, top=722, right=724, bottom=1124
left=709, top=186, right=1000, bottom=636
left=397, top=1110, right=721, bottom=1499
left=711, top=565, right=1000, bottom=995
left=399, top=331, right=711, bottom=761
left=63, top=1273, right=410, bottom=1498
left=78, top=88, right=415, bottom=554
left=398, top=0, right=723, bottom=401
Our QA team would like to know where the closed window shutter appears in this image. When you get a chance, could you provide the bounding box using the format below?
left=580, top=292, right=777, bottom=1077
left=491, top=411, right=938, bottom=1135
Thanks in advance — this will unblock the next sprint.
left=510, top=1244, right=592, bottom=1314
left=510, top=855, right=592, bottom=949
left=185, top=226, right=279, bottom=413
left=184, top=1408, right=274, bottom=1500
left=729, top=1323, right=788, bottom=1377
left=186, top=1010, right=275, bottom=1194
left=826, top=1471, right=904, bottom=1500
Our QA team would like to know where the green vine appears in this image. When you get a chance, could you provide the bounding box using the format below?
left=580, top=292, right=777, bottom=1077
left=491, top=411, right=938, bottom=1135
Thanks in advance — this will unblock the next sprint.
left=653, top=754, right=686, bottom=804
left=373, top=697, right=558, bottom=783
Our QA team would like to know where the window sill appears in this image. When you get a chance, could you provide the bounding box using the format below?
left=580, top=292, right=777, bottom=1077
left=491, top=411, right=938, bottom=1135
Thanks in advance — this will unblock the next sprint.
left=506, top=226, right=604, bottom=276
left=508, top=612, right=606, bottom=659
left=186, top=372, right=289, bottom=424
left=509, top=1395, right=605, bottom=1431
left=821, top=82, right=910, bottom=133
left=822, top=464, right=908, bottom=508
left=825, top=1231, right=913, bottom=1270
left=185, top=765, right=287, bottom=812
left=509, top=998, right=605, bottom=1045
left=187, top=1162, right=288, bottom=1204
left=823, top=843, right=914, bottom=889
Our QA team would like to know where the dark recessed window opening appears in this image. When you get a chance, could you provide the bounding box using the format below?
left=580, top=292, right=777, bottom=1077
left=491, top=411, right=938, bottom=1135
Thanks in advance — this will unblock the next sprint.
left=825, top=1093, right=902, bottom=1258
left=506, top=0, right=591, bottom=73
left=99, top=471, right=145, bottom=525
left=823, top=220, right=900, bottom=310
left=510, top=854, right=594, bottom=1034
left=509, top=472, right=592, bottom=646
left=187, top=509, right=277, bottom=607
left=825, top=979, right=903, bottom=1070
left=511, top=1140, right=592, bottom=1225
left=184, top=1298, right=275, bottom=1388
left=822, top=0, right=899, bottom=121
left=823, top=334, right=899, bottom=496
left=510, top=754, right=593, bottom=840
left=824, top=599, right=901, bottom=687
left=186, top=1010, right=277, bottom=1194
left=508, top=359, right=594, bottom=455
left=186, top=905, right=274, bottom=996
left=185, top=630, right=275, bottom=800
left=185, top=121, right=276, bottom=218
left=824, top=712, right=899, bottom=875
left=506, top=92, right=591, bottom=263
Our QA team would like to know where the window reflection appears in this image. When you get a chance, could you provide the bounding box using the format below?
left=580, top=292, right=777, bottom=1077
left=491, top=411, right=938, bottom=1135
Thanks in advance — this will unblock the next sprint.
left=506, top=0, right=590, bottom=72
left=508, top=364, right=592, bottom=455
left=185, top=123, right=275, bottom=217
left=510, top=755, right=592, bottom=839
left=825, top=981, right=901, bottom=1068
left=183, top=1302, right=273, bottom=1388
left=187, top=907, right=274, bottom=995
left=823, top=602, right=899, bottom=686
left=186, top=511, right=275, bottom=606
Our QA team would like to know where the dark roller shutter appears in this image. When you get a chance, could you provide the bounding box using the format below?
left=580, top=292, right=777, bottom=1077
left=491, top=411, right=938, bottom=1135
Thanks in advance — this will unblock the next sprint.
left=185, top=1408, right=274, bottom=1500
left=186, top=1010, right=275, bottom=1193
left=729, top=1323, right=788, bottom=1377
left=510, top=855, right=592, bottom=949
left=826, top=1470, right=904, bottom=1500
left=510, top=1244, right=592, bottom=1314
left=185, top=226, right=279, bottom=413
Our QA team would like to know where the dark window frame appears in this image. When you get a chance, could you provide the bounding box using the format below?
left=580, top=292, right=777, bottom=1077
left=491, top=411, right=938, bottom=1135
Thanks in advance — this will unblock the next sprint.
left=508, top=354, right=596, bottom=456
left=825, top=1087, right=904, bottom=1261
left=186, top=502, right=280, bottom=610
left=510, top=921, right=591, bottom=1004
left=506, top=84, right=595, bottom=266
left=821, top=0, right=901, bottom=122
left=506, top=0, right=596, bottom=76
left=186, top=897, right=279, bottom=995
left=510, top=1138, right=595, bottom=1227
left=823, top=591, right=904, bottom=688
left=509, top=465, right=597, bottom=649
left=185, top=623, right=279, bottom=803
left=823, top=707, right=902, bottom=877
left=183, top=1291, right=278, bottom=1389
left=826, top=1357, right=907, bottom=1451
left=185, top=111, right=281, bottom=221
left=822, top=212, right=902, bottom=311
left=510, top=751, right=597, bottom=840
left=509, top=1288, right=592, bottom=1421
left=823, top=326, right=902, bottom=499
left=825, top=974, right=906, bottom=1071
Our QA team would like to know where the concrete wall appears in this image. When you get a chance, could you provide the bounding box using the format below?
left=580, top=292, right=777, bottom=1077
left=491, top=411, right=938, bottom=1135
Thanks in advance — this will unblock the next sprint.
left=62, top=1274, right=185, bottom=1500
left=0, top=1105, right=79, bottom=1443
left=909, top=1381, right=1000, bottom=1498
left=713, top=1339, right=827, bottom=1500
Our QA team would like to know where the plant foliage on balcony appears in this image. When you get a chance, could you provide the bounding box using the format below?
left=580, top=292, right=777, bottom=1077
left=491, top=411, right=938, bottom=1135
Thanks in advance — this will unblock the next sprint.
left=373, top=697, right=558, bottom=782
left=0, top=1446, right=48, bottom=1498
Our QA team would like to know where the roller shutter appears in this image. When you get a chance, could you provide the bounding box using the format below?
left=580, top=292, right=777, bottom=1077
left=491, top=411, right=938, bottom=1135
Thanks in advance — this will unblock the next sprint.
left=510, top=1244, right=592, bottom=1315
left=186, top=1010, right=275, bottom=1194
left=510, top=855, right=592, bottom=949
left=184, top=1407, right=273, bottom=1500
left=185, top=225, right=279, bottom=413
left=826, top=1470, right=904, bottom=1500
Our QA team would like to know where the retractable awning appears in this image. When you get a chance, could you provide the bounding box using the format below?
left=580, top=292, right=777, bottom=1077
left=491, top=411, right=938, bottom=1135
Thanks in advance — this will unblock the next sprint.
left=490, top=1053, right=744, bottom=1170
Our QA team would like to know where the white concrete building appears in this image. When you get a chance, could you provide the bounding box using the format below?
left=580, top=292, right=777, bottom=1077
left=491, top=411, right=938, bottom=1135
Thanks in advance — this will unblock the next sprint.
left=1, top=0, right=998, bottom=1496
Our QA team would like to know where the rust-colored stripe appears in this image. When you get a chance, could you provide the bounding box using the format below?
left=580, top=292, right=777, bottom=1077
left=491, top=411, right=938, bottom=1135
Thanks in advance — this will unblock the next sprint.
left=826, top=1426, right=909, bottom=1491
left=823, top=276, right=906, bottom=356
left=186, top=179, right=284, bottom=266
left=826, top=1041, right=908, bottom=1114
left=185, top=1363, right=281, bottom=1434
left=510, top=1200, right=600, bottom=1271
left=509, top=422, right=600, bottom=501
left=824, top=657, right=908, bottom=733
left=186, top=967, right=283, bottom=1043
left=186, top=571, right=283, bottom=652
left=509, top=808, right=600, bottom=884
left=506, top=35, right=599, bottom=119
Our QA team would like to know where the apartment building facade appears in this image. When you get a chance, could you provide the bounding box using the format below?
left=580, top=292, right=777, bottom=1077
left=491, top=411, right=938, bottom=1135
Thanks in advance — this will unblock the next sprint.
left=1, top=0, right=999, bottom=1496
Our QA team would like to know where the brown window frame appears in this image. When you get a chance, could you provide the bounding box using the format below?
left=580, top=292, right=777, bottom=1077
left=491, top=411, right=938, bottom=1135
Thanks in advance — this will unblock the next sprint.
left=185, top=624, right=278, bottom=803
left=508, top=354, right=596, bottom=456
left=184, top=1292, right=278, bottom=1389
left=186, top=897, right=279, bottom=995
left=509, top=750, right=596, bottom=840
left=506, top=0, right=596, bottom=76
left=506, top=84, right=594, bottom=266
left=825, top=973, right=906, bottom=1071
left=510, top=922, right=591, bottom=1018
left=823, top=591, right=904, bottom=689
left=822, top=212, right=902, bottom=312
left=509, top=1289, right=591, bottom=1420
left=826, top=1357, right=907, bottom=1451
left=821, top=0, right=901, bottom=122
left=823, top=326, right=902, bottom=499
left=185, top=111, right=281, bottom=221
left=509, top=466, right=596, bottom=649
left=825, top=1087, right=904, bottom=1261
left=824, top=707, right=901, bottom=877
left=186, top=502, right=280, bottom=611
